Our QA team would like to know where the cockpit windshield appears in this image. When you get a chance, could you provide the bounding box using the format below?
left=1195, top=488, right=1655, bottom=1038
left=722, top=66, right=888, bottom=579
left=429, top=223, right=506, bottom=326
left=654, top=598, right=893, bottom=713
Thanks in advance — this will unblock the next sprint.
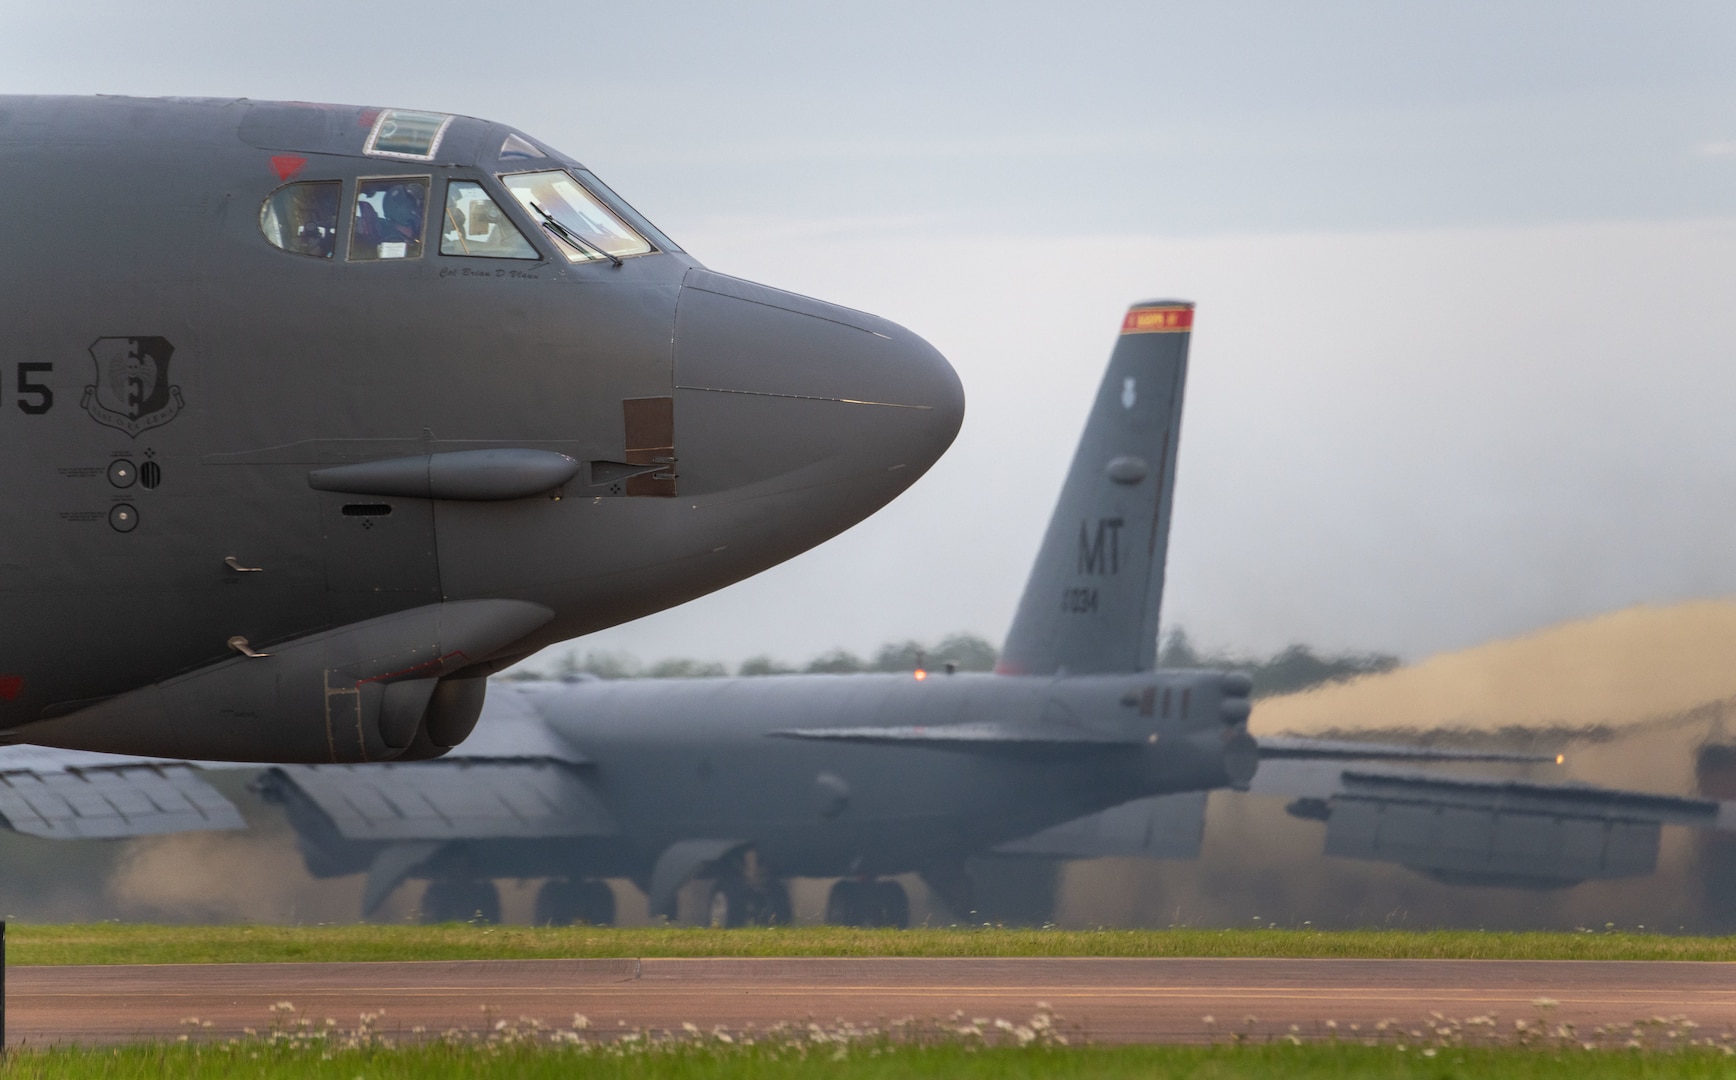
left=441, top=181, right=538, bottom=259
left=500, top=170, right=653, bottom=263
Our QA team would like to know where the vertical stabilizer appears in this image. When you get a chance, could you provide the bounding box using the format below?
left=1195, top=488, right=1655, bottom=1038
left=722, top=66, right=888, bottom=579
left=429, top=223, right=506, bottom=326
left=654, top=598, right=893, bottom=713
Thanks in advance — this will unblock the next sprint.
left=996, top=302, right=1194, bottom=676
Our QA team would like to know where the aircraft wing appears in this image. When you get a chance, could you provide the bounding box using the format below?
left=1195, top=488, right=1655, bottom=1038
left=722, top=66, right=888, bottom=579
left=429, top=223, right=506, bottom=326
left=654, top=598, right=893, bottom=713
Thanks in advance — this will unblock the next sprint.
left=1250, top=758, right=1731, bottom=887
left=255, top=760, right=617, bottom=841
left=0, top=745, right=244, bottom=839
left=437, top=684, right=592, bottom=765
left=767, top=723, right=1142, bottom=753
left=248, top=682, right=613, bottom=842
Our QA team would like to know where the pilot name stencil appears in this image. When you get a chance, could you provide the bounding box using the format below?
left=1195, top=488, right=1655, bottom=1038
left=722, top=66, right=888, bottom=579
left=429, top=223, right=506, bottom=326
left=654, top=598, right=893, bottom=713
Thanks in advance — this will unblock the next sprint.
left=82, top=337, right=184, bottom=437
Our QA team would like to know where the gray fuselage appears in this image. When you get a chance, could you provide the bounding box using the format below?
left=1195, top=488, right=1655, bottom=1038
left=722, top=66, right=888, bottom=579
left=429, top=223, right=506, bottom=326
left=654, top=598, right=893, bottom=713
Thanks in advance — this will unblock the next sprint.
left=450, top=670, right=1248, bottom=881
left=0, top=96, right=962, bottom=754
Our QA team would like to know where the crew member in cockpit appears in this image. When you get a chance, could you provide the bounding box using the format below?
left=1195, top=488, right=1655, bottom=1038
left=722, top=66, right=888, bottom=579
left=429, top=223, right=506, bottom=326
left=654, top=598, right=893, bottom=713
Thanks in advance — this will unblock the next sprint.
left=380, top=182, right=426, bottom=251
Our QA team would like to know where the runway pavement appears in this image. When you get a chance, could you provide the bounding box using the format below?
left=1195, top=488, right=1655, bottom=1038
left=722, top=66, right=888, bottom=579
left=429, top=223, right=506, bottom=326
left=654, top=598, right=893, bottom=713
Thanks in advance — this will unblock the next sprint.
left=10, top=957, right=1736, bottom=1045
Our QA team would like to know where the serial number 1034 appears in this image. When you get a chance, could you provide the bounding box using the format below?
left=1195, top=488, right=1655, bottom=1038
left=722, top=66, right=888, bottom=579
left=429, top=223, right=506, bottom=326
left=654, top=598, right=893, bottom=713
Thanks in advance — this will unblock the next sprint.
left=1061, top=587, right=1098, bottom=614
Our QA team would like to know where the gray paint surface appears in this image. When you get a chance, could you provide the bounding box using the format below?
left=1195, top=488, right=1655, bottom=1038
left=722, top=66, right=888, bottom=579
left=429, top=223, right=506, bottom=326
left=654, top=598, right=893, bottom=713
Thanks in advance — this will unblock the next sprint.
left=0, top=293, right=1720, bottom=914
left=0, top=95, right=962, bottom=764
left=253, top=299, right=1725, bottom=916
left=263, top=302, right=1259, bottom=914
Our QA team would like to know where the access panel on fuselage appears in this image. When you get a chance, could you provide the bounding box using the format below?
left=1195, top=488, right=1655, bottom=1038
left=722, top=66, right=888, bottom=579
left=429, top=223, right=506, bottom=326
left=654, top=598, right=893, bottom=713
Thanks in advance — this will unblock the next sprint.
left=317, top=493, right=440, bottom=626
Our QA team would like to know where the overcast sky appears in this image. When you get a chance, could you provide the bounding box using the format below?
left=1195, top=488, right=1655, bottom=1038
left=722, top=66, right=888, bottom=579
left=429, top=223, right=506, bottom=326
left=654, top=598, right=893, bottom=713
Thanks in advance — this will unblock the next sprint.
left=9, top=2, right=1736, bottom=666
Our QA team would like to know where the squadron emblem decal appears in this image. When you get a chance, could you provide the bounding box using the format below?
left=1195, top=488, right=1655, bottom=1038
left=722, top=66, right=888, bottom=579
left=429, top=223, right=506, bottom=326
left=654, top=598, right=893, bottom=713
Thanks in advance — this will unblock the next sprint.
left=82, top=337, right=184, bottom=437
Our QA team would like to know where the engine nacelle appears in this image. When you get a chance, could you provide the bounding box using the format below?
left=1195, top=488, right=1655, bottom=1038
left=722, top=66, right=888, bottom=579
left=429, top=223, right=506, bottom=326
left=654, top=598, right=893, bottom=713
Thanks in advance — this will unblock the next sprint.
left=14, top=600, right=549, bottom=762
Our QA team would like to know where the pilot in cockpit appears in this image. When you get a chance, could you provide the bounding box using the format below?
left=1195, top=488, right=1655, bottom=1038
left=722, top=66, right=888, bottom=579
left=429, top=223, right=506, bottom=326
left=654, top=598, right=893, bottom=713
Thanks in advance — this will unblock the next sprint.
left=380, top=183, right=425, bottom=246
left=351, top=178, right=428, bottom=260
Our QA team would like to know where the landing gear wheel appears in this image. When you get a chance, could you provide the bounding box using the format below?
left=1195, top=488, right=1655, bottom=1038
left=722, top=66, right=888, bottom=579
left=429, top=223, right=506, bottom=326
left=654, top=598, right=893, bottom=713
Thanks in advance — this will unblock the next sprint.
left=826, top=879, right=868, bottom=926
left=536, top=879, right=616, bottom=926
left=422, top=879, right=501, bottom=924
left=872, top=880, right=910, bottom=929
left=826, top=879, right=909, bottom=927
left=535, top=879, right=579, bottom=926
left=709, top=877, right=753, bottom=927
left=710, top=877, right=790, bottom=927
left=574, top=879, right=616, bottom=926
left=758, top=879, right=793, bottom=926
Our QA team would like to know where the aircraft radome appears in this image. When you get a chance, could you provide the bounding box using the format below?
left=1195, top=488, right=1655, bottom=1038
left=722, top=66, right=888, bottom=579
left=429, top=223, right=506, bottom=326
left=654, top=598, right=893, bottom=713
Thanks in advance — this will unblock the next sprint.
left=0, top=96, right=963, bottom=764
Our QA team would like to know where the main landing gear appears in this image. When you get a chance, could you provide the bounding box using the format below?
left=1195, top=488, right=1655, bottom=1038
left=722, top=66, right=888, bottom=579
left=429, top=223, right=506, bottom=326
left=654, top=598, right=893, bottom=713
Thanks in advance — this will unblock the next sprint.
left=419, top=877, right=616, bottom=925
left=708, top=874, right=793, bottom=927
left=535, top=878, right=617, bottom=926
left=705, top=849, right=792, bottom=926
left=421, top=879, right=501, bottom=924
left=825, top=878, right=909, bottom=928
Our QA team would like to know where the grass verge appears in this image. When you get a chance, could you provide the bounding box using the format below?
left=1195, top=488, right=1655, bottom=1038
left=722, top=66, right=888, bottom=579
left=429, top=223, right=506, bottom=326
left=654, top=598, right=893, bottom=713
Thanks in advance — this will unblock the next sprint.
left=9, top=924, right=1736, bottom=966
left=4, top=1043, right=1735, bottom=1079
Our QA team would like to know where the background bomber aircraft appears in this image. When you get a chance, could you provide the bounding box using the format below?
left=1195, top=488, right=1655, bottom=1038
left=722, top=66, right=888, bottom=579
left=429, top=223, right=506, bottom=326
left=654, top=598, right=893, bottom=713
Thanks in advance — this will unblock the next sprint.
left=0, top=96, right=963, bottom=765
left=247, top=300, right=1603, bottom=926
left=0, top=300, right=1721, bottom=926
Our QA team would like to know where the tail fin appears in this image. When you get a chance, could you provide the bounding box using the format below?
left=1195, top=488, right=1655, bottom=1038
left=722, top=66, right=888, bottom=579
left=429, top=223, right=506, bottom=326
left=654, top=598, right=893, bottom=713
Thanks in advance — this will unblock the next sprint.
left=996, top=301, right=1194, bottom=676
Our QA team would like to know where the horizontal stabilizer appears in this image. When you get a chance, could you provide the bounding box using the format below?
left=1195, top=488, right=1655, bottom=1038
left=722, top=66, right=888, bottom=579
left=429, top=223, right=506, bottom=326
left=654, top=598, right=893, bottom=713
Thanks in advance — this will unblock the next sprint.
left=0, top=762, right=242, bottom=839
left=1257, top=761, right=1723, bottom=888
left=768, top=723, right=1143, bottom=753
left=1257, top=736, right=1554, bottom=764
left=1330, top=768, right=1720, bottom=824
left=259, top=760, right=618, bottom=841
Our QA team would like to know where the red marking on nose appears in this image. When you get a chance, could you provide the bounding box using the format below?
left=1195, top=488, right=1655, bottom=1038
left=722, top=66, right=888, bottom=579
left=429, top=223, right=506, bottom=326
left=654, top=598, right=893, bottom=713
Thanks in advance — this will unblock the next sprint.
left=270, top=155, right=307, bottom=181
left=0, top=676, right=22, bottom=701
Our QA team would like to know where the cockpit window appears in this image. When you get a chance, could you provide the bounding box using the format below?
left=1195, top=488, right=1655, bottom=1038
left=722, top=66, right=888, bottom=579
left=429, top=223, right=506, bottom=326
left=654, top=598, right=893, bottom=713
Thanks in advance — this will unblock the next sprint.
left=349, top=177, right=429, bottom=261
left=441, top=181, right=538, bottom=259
left=499, top=170, right=653, bottom=263
left=364, top=109, right=453, bottom=161
left=498, top=133, right=546, bottom=161
left=572, top=168, right=683, bottom=255
left=259, top=181, right=340, bottom=259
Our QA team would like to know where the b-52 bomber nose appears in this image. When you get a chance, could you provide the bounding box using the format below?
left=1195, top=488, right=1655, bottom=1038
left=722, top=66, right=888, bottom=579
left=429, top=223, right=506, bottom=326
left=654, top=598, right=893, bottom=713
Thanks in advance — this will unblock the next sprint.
left=0, top=96, right=962, bottom=765
left=671, top=269, right=964, bottom=553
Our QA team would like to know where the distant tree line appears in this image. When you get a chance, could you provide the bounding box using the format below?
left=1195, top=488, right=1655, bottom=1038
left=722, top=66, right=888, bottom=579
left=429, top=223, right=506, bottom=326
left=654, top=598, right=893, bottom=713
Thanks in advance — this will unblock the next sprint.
left=506, top=629, right=1396, bottom=697
left=1156, top=629, right=1399, bottom=698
